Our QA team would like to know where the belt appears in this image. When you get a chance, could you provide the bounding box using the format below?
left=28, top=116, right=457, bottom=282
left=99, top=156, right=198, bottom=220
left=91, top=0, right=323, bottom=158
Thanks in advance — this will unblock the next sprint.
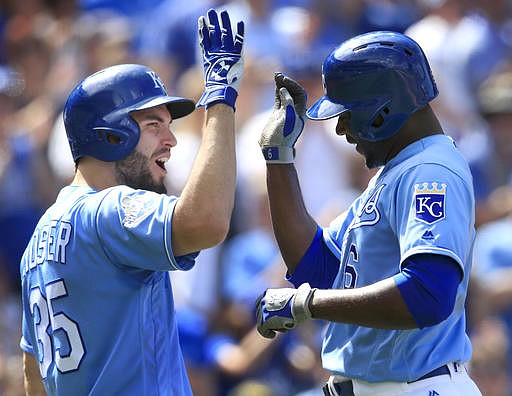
left=407, top=364, right=450, bottom=384
left=322, top=364, right=451, bottom=396
left=322, top=380, right=354, bottom=396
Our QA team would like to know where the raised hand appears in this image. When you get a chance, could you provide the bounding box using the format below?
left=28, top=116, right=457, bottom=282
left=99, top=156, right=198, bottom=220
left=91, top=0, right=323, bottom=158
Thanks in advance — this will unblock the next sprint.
left=259, top=72, right=307, bottom=163
left=196, top=9, right=244, bottom=110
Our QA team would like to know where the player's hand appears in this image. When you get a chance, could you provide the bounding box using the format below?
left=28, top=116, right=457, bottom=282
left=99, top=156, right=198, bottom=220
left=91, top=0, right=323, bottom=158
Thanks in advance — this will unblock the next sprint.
left=259, top=72, right=307, bottom=163
left=256, top=283, right=316, bottom=339
left=197, top=9, right=244, bottom=110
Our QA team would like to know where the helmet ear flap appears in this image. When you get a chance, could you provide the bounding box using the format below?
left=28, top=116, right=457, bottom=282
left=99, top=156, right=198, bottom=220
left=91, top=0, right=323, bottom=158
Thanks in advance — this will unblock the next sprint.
left=355, top=99, right=408, bottom=142
left=93, top=128, right=123, bottom=146
left=370, top=106, right=390, bottom=128
left=66, top=125, right=140, bottom=163
left=86, top=126, right=139, bottom=161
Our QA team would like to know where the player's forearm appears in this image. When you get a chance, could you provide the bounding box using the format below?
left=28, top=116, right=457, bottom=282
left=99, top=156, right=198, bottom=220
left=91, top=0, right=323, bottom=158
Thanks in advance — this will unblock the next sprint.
left=309, top=278, right=417, bottom=329
left=173, top=104, right=236, bottom=253
left=184, top=104, right=236, bottom=223
left=266, top=163, right=318, bottom=272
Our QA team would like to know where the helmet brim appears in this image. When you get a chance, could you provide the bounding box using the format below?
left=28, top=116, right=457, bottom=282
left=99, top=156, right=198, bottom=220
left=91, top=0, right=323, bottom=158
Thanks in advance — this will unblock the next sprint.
left=135, top=96, right=196, bottom=119
left=306, top=96, right=349, bottom=120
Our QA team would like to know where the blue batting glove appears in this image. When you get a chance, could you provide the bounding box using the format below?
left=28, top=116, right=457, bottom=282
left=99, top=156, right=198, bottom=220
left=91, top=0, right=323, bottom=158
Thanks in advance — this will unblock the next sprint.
left=197, top=9, right=244, bottom=110
left=256, top=283, right=316, bottom=339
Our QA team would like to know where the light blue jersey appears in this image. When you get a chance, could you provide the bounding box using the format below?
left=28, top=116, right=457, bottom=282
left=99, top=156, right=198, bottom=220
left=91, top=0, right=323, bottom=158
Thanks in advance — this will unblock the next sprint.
left=322, top=135, right=475, bottom=382
left=20, top=185, right=196, bottom=396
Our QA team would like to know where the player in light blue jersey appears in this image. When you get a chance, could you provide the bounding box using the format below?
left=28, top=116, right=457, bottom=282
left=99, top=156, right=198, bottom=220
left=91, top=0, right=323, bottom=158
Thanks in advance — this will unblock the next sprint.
left=20, top=9, right=244, bottom=396
left=256, top=32, right=482, bottom=395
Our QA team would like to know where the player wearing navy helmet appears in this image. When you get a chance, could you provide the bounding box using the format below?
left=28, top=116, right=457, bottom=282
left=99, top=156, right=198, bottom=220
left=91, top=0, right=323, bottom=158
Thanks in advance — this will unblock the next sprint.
left=20, top=9, right=244, bottom=396
left=256, top=31, right=482, bottom=395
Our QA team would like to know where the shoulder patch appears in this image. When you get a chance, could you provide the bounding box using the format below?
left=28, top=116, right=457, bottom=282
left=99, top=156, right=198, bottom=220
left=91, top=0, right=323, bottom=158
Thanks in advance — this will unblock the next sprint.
left=414, top=182, right=446, bottom=224
left=120, top=193, right=156, bottom=228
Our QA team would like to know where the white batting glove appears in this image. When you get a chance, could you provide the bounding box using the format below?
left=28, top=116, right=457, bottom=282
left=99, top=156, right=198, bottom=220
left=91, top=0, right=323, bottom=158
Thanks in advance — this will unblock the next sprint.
left=255, top=283, right=316, bottom=339
left=197, top=9, right=244, bottom=110
left=259, top=73, right=307, bottom=163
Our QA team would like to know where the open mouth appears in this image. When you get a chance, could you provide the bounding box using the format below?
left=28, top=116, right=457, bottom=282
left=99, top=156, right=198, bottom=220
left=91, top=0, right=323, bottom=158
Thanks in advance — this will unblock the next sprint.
left=155, top=158, right=168, bottom=171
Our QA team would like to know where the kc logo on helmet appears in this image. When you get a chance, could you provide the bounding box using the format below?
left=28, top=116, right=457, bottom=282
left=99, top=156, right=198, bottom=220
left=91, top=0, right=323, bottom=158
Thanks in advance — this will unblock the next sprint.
left=414, top=182, right=446, bottom=224
left=146, top=71, right=167, bottom=91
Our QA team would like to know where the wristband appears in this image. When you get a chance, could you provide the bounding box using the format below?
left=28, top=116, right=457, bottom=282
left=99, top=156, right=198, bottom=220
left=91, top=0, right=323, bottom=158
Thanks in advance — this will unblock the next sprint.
left=261, top=146, right=295, bottom=163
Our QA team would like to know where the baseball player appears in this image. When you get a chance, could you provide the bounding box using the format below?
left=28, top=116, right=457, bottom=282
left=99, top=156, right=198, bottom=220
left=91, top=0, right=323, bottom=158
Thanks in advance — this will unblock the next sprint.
left=256, top=32, right=482, bottom=395
left=19, top=9, right=244, bottom=396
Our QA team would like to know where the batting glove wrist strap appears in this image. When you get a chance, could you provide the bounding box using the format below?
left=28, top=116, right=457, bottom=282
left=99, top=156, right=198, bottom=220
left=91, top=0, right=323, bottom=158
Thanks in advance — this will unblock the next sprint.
left=261, top=146, right=295, bottom=163
left=197, top=9, right=244, bottom=111
left=197, top=86, right=238, bottom=110
left=292, top=282, right=316, bottom=322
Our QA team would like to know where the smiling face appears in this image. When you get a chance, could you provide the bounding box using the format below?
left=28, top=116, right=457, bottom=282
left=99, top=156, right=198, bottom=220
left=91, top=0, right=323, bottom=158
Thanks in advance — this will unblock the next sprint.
left=114, top=104, right=176, bottom=194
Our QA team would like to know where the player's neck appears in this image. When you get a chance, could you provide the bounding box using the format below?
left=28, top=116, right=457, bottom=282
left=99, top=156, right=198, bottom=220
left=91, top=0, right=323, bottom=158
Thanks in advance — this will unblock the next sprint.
left=71, top=158, right=117, bottom=191
left=383, top=107, right=444, bottom=165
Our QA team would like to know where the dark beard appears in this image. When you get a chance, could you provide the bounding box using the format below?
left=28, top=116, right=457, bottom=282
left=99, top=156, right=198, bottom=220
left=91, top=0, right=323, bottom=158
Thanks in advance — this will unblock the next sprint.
left=115, top=150, right=167, bottom=194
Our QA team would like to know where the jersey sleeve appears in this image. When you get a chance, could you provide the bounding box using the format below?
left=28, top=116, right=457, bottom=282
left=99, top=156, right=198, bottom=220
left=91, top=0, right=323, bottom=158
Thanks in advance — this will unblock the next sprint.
left=395, top=254, right=462, bottom=328
left=392, top=163, right=475, bottom=273
left=90, top=187, right=198, bottom=271
left=287, top=226, right=340, bottom=289
left=20, top=315, right=35, bottom=355
left=20, top=289, right=37, bottom=356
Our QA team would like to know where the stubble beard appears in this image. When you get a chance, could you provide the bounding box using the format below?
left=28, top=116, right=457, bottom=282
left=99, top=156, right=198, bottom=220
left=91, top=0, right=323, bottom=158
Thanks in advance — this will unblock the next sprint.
left=115, top=150, right=167, bottom=194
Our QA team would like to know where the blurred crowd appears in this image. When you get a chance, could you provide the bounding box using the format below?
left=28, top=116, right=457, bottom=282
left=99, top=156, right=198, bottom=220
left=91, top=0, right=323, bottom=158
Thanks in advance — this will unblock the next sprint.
left=1, top=0, right=512, bottom=395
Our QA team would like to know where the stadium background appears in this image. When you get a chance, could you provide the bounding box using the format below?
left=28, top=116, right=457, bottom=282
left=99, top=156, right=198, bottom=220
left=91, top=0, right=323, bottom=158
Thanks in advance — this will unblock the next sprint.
left=1, top=0, right=512, bottom=395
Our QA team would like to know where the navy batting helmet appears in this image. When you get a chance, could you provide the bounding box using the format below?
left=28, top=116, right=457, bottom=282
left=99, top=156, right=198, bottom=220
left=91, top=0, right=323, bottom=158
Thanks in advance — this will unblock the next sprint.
left=63, top=64, right=196, bottom=162
left=306, top=31, right=438, bottom=141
